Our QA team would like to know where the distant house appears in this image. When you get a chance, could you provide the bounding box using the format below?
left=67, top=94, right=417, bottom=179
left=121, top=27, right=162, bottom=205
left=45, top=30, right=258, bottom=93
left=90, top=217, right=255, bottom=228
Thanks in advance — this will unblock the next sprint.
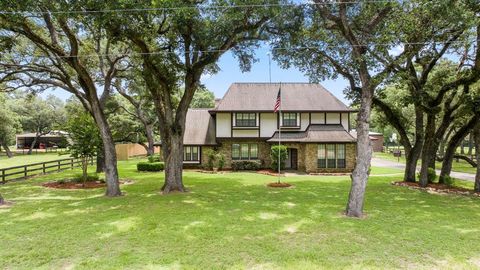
left=160, top=83, right=358, bottom=173
left=369, top=132, right=385, bottom=152
left=16, top=131, right=68, bottom=149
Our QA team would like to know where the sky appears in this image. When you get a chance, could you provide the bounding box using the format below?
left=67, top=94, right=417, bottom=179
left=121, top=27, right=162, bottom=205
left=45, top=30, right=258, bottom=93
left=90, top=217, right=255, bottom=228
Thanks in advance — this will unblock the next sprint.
left=43, top=47, right=350, bottom=105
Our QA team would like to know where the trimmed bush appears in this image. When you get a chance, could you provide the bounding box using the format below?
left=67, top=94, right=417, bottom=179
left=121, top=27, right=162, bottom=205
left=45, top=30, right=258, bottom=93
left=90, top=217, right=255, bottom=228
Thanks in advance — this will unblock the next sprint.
left=417, top=168, right=437, bottom=184
left=147, top=155, right=162, bottom=163
left=232, top=160, right=262, bottom=171
left=270, top=145, right=288, bottom=171
left=72, top=173, right=101, bottom=183
left=217, top=153, right=225, bottom=170
left=137, top=162, right=164, bottom=172
left=442, top=175, right=455, bottom=187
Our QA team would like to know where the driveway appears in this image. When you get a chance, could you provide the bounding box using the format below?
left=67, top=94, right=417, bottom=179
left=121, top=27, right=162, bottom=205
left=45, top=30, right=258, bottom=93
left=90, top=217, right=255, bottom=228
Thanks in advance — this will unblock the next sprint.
left=371, top=157, right=476, bottom=182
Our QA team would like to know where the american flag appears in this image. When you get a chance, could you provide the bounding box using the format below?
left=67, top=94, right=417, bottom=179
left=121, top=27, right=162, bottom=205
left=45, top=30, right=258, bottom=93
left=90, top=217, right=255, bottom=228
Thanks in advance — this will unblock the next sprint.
left=273, top=88, right=281, bottom=113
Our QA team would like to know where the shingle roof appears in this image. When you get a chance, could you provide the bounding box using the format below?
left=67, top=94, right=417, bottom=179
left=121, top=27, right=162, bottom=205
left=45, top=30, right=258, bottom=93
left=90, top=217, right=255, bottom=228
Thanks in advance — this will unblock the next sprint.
left=183, top=109, right=216, bottom=145
left=213, top=83, right=354, bottom=112
left=267, top=124, right=356, bottom=143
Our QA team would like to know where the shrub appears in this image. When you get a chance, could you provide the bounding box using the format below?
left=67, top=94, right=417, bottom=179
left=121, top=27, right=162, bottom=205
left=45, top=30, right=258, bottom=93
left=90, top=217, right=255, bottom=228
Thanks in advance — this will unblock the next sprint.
left=270, top=145, right=288, bottom=171
left=442, top=175, right=455, bottom=187
left=204, top=149, right=217, bottom=170
left=148, top=155, right=162, bottom=163
left=232, top=160, right=262, bottom=171
left=217, top=153, right=225, bottom=171
left=417, top=168, right=437, bottom=183
left=72, top=173, right=100, bottom=183
left=137, top=162, right=164, bottom=172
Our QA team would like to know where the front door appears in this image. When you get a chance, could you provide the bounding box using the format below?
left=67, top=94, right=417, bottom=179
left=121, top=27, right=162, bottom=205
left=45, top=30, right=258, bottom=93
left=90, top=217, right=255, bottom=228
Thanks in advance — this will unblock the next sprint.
left=290, top=148, right=298, bottom=170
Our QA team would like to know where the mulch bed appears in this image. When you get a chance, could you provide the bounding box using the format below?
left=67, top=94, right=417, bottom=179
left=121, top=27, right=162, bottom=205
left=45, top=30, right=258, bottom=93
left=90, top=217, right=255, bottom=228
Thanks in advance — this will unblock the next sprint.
left=257, top=169, right=285, bottom=177
left=196, top=170, right=231, bottom=174
left=267, top=182, right=293, bottom=188
left=393, top=181, right=480, bottom=197
left=309, top=173, right=351, bottom=176
left=43, top=179, right=134, bottom=190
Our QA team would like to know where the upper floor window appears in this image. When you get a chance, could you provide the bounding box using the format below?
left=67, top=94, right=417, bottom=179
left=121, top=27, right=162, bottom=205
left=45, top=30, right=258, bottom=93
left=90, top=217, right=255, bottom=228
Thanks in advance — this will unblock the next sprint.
left=282, top=113, right=298, bottom=127
left=235, top=113, right=256, bottom=127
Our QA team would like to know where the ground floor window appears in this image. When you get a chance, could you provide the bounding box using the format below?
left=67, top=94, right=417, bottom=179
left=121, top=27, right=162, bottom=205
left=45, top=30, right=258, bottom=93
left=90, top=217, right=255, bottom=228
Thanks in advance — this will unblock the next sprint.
left=184, top=146, right=200, bottom=162
left=232, top=143, right=258, bottom=160
left=317, top=144, right=346, bottom=169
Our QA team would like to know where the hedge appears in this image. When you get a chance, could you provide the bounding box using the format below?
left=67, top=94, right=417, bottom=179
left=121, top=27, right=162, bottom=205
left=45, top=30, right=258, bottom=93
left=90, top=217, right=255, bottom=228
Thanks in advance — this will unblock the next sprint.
left=137, top=162, right=165, bottom=172
left=231, top=160, right=262, bottom=171
left=147, top=155, right=162, bottom=163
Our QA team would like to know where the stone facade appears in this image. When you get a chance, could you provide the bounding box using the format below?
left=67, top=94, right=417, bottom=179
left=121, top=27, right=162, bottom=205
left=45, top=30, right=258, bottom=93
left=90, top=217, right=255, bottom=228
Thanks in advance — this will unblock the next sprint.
left=304, top=143, right=356, bottom=173
left=215, top=139, right=272, bottom=169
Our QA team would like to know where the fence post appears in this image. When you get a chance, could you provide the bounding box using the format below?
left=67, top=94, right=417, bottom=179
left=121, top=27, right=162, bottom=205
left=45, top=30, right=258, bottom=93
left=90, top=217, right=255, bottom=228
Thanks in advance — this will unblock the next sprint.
left=71, top=158, right=74, bottom=169
left=58, top=160, right=61, bottom=172
left=24, top=165, right=27, bottom=179
left=1, top=169, right=5, bottom=184
left=43, top=163, right=46, bottom=174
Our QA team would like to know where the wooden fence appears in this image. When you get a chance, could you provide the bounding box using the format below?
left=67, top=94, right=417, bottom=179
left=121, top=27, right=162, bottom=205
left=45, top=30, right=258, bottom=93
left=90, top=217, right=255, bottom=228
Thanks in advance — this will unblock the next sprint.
left=0, top=157, right=93, bottom=183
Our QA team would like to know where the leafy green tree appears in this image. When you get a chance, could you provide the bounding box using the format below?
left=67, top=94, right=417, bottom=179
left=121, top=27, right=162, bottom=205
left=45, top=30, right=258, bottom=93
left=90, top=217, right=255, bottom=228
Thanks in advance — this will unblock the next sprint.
left=0, top=2, right=127, bottom=196
left=190, top=86, right=215, bottom=108
left=270, top=145, right=288, bottom=173
left=10, top=94, right=65, bottom=154
left=66, top=113, right=102, bottom=186
left=99, top=0, right=283, bottom=193
left=0, top=93, right=21, bottom=158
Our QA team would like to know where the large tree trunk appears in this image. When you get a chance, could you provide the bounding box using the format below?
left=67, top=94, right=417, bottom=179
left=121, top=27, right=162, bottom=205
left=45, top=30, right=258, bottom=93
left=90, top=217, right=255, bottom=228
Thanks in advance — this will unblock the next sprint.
left=161, top=133, right=186, bottom=193
left=419, top=114, right=437, bottom=187
left=440, top=116, right=478, bottom=183
left=346, top=87, right=373, bottom=218
left=145, top=124, right=155, bottom=156
left=90, top=105, right=122, bottom=197
left=27, top=134, right=39, bottom=155
left=0, top=142, right=13, bottom=158
left=405, top=146, right=422, bottom=182
left=473, top=123, right=480, bottom=192
left=468, top=133, right=473, bottom=156
left=96, top=150, right=105, bottom=173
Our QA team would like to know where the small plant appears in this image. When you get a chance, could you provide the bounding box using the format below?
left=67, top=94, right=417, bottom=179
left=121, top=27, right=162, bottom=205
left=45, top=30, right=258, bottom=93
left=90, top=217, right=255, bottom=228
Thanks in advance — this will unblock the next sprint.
left=148, top=155, right=162, bottom=163
left=232, top=160, right=262, bottom=171
left=137, top=162, right=165, bottom=172
left=442, top=175, right=455, bottom=187
left=204, top=149, right=217, bottom=170
left=427, top=168, right=436, bottom=183
left=217, top=153, right=225, bottom=171
left=72, top=173, right=100, bottom=183
left=270, top=145, right=288, bottom=171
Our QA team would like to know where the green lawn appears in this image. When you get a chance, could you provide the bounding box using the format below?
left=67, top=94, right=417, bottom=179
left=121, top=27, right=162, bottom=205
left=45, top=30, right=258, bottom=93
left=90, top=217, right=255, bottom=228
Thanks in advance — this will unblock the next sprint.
left=374, top=152, right=477, bottom=174
left=0, top=153, right=70, bottom=169
left=1, top=161, right=480, bottom=269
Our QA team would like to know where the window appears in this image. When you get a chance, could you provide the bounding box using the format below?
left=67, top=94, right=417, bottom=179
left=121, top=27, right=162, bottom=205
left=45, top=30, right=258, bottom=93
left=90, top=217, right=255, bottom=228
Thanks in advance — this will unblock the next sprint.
left=235, top=113, right=256, bottom=127
left=232, top=143, right=258, bottom=160
left=184, top=146, right=200, bottom=161
left=337, top=144, right=346, bottom=168
left=317, top=144, right=347, bottom=169
left=317, top=144, right=326, bottom=168
left=282, top=113, right=298, bottom=127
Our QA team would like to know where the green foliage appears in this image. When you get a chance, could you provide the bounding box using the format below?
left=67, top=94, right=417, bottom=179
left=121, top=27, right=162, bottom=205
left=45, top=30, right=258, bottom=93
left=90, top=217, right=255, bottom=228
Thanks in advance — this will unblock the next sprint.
left=232, top=160, right=262, bottom=171
left=190, top=86, right=216, bottom=108
left=72, top=173, right=101, bottom=183
left=442, top=175, right=455, bottom=187
left=0, top=93, right=21, bottom=147
left=147, top=155, right=162, bottom=163
left=137, top=162, right=164, bottom=172
left=217, top=153, right=225, bottom=171
left=204, top=149, right=217, bottom=170
left=418, top=168, right=437, bottom=184
left=270, top=145, right=288, bottom=171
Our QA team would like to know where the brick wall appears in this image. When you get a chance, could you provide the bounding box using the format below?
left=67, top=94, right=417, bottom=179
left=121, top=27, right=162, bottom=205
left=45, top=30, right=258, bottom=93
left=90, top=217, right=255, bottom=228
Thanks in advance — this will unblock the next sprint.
left=215, top=139, right=272, bottom=169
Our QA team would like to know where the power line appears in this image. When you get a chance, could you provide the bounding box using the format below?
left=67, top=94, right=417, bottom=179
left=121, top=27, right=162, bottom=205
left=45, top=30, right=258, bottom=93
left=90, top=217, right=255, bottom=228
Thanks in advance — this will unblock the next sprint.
left=0, top=1, right=396, bottom=15
left=0, top=39, right=475, bottom=59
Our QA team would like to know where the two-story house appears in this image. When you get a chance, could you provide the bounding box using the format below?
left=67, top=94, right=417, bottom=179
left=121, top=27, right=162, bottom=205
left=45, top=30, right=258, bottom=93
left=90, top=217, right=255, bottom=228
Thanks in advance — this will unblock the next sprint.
left=179, top=83, right=357, bottom=173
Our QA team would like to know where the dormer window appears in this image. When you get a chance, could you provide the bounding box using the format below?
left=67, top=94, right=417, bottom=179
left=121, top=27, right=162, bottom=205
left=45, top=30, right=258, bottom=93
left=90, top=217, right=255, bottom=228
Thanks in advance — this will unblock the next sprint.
left=282, top=113, right=298, bottom=127
left=235, top=113, right=257, bottom=127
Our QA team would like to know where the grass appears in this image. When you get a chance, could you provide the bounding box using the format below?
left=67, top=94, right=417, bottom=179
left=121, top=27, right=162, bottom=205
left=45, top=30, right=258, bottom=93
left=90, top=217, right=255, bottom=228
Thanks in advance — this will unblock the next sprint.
left=0, top=153, right=70, bottom=169
left=1, top=160, right=480, bottom=269
left=374, top=152, right=477, bottom=174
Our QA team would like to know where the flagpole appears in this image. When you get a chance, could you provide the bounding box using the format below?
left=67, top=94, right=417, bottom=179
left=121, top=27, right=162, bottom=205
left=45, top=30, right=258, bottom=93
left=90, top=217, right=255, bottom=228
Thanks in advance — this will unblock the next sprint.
left=278, top=82, right=281, bottom=184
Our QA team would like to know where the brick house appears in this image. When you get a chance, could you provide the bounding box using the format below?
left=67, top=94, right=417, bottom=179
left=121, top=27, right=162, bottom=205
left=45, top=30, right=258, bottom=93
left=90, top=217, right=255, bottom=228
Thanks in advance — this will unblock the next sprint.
left=175, top=83, right=357, bottom=173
